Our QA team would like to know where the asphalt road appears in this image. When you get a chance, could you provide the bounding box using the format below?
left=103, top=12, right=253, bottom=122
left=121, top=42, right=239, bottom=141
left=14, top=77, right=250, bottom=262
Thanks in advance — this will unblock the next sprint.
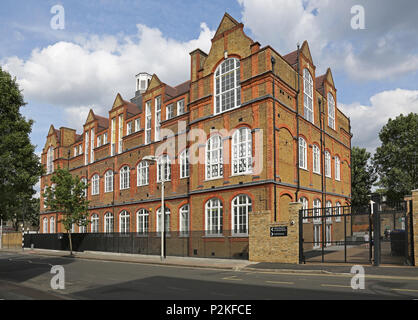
left=0, top=251, right=417, bottom=300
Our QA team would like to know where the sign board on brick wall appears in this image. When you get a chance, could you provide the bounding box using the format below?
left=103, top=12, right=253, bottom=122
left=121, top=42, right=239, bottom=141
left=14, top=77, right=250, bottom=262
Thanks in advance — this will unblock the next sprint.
left=270, top=226, right=287, bottom=237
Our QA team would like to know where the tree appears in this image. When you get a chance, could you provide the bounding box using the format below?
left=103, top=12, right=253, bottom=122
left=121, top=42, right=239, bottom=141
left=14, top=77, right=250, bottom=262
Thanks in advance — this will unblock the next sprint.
left=373, top=113, right=418, bottom=205
left=7, top=194, right=40, bottom=231
left=0, top=67, right=42, bottom=225
left=351, top=146, right=377, bottom=209
left=43, top=168, right=89, bottom=255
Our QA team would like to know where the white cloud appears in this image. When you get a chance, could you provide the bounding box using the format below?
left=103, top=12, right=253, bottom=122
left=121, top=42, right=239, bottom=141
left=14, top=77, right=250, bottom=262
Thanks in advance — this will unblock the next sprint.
left=1, top=23, right=215, bottom=130
left=340, top=89, right=418, bottom=152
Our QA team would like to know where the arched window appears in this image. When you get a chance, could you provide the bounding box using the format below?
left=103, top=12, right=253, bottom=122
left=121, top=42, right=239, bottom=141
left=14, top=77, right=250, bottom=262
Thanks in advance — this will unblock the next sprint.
left=136, top=209, right=149, bottom=234
left=79, top=218, right=87, bottom=233
left=180, top=149, right=189, bottom=178
left=214, top=58, right=241, bottom=114
left=328, top=93, right=335, bottom=129
left=104, top=170, right=113, bottom=193
left=313, top=199, right=321, bottom=224
left=326, top=200, right=333, bottom=223
left=104, top=212, right=114, bottom=233
left=335, top=156, right=340, bottom=181
left=119, top=211, right=130, bottom=233
left=120, top=166, right=130, bottom=190
left=232, top=127, right=252, bottom=175
left=49, top=217, right=55, bottom=233
left=335, top=202, right=341, bottom=222
left=232, top=195, right=251, bottom=236
left=137, top=161, right=149, bottom=186
left=43, top=218, right=48, bottom=233
left=299, top=137, right=307, bottom=170
left=47, top=147, right=54, bottom=174
left=299, top=197, right=309, bottom=220
left=303, top=69, right=314, bottom=123
left=156, top=207, right=170, bottom=233
left=313, top=144, right=321, bottom=174
left=205, top=198, right=223, bottom=235
left=179, top=205, right=189, bottom=236
left=91, top=174, right=99, bottom=195
left=206, top=135, right=223, bottom=180
left=91, top=214, right=99, bottom=233
left=325, top=151, right=331, bottom=178
left=157, top=155, right=171, bottom=182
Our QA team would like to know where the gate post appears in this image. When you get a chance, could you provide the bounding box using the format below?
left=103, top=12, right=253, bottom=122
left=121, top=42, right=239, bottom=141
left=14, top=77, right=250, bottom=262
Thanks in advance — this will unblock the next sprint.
left=299, top=209, right=304, bottom=264
left=411, top=190, right=418, bottom=266
left=373, top=202, right=381, bottom=266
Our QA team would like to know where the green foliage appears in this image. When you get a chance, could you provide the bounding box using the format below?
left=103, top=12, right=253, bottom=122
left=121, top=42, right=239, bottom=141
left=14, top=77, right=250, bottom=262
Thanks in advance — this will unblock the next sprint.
left=43, top=168, right=90, bottom=232
left=351, top=146, right=377, bottom=208
left=0, top=67, right=42, bottom=223
left=373, top=113, right=418, bottom=205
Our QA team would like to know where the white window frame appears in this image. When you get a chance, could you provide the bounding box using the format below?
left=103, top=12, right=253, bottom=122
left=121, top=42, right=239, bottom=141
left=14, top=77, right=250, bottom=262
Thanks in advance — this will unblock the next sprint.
left=134, top=118, right=140, bottom=132
left=136, top=209, right=149, bottom=234
left=157, top=155, right=171, bottom=182
left=137, top=161, right=149, bottom=186
left=47, top=147, right=54, bottom=174
left=43, top=218, right=48, bottom=233
left=91, top=174, right=99, bottom=195
left=111, top=118, right=116, bottom=156
left=155, top=96, right=161, bottom=141
left=104, top=170, right=113, bottom=193
left=325, top=151, right=331, bottom=178
left=299, top=197, right=309, bottom=222
left=81, top=178, right=87, bottom=197
left=90, top=128, right=95, bottom=163
left=303, top=69, right=314, bottom=123
left=231, top=195, right=251, bottom=236
left=205, top=135, right=223, bottom=180
left=166, top=103, right=174, bottom=120
left=205, top=198, right=223, bottom=236
left=120, top=166, right=130, bottom=190
left=118, top=114, right=123, bottom=154
left=299, top=137, right=307, bottom=170
left=49, top=217, right=55, bottom=234
left=78, top=145, right=82, bottom=155
left=326, top=200, right=333, bottom=224
left=74, top=146, right=78, bottom=157
left=179, top=205, right=189, bottom=236
left=180, top=149, right=189, bottom=178
left=335, top=156, right=341, bottom=181
left=313, top=144, right=321, bottom=174
left=104, top=212, right=114, bottom=233
left=97, top=135, right=101, bottom=148
left=214, top=58, right=241, bottom=115
left=328, top=92, right=335, bottom=129
left=127, top=121, right=132, bottom=135
left=145, top=101, right=152, bottom=144
left=335, top=202, right=342, bottom=222
left=119, top=210, right=130, bottom=233
left=103, top=132, right=108, bottom=145
left=232, top=127, right=252, bottom=175
left=177, top=99, right=185, bottom=115
left=313, top=199, right=321, bottom=225
left=156, top=207, right=170, bottom=234
left=91, top=214, right=99, bottom=233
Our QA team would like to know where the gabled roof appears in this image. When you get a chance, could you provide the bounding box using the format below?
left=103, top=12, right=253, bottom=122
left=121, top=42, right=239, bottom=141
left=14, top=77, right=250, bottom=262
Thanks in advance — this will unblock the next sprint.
left=213, top=13, right=240, bottom=38
left=283, top=49, right=299, bottom=67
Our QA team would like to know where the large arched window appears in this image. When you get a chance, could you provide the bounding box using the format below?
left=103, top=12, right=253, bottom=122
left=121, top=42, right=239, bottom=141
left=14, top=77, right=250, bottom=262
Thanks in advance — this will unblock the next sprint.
left=119, top=210, right=130, bottom=233
left=303, top=69, right=314, bottom=123
left=49, top=217, right=55, bottom=233
left=313, top=144, right=321, bottom=174
left=43, top=218, right=48, bottom=233
left=136, top=209, right=149, bottom=234
left=120, top=166, right=130, bottom=190
left=137, top=161, right=149, bottom=186
left=205, top=198, right=223, bottom=235
left=47, top=147, right=54, bottom=174
left=299, top=197, right=309, bottom=220
left=180, top=149, right=189, bottom=178
left=91, top=214, right=99, bottom=233
left=179, top=204, right=189, bottom=236
left=104, top=212, right=114, bottom=233
left=328, top=93, right=335, bottom=129
left=335, top=156, right=340, bottom=181
left=104, top=170, right=113, bottom=193
left=214, top=58, right=241, bottom=114
left=232, top=127, right=252, bottom=175
left=91, top=174, right=99, bottom=195
left=206, top=135, right=223, bottom=180
left=156, top=207, right=170, bottom=233
left=325, top=151, right=331, bottom=178
left=299, top=137, right=307, bottom=170
left=157, top=155, right=171, bottom=182
left=335, top=202, right=341, bottom=222
left=232, top=195, right=252, bottom=236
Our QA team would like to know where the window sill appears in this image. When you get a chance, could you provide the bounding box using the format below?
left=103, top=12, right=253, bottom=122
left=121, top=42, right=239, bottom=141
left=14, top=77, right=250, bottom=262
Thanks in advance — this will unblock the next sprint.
left=202, top=234, right=224, bottom=238
left=229, top=234, right=248, bottom=238
left=204, top=177, right=223, bottom=182
left=230, top=172, right=252, bottom=177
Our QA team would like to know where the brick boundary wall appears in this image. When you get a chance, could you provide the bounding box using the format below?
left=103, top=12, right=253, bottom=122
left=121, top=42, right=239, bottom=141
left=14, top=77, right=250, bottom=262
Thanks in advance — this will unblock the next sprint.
left=249, top=202, right=302, bottom=264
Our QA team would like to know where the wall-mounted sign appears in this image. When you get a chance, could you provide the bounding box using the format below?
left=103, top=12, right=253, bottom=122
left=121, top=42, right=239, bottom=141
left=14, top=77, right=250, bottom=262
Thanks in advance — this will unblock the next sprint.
left=270, top=226, right=287, bottom=237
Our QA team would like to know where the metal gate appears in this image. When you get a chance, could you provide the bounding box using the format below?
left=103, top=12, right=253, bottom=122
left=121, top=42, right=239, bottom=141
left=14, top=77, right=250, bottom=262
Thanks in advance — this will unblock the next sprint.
left=299, top=201, right=413, bottom=266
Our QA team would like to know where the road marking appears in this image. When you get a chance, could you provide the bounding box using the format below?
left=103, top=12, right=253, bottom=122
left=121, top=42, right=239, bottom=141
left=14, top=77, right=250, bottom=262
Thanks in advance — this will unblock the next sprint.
left=392, top=288, right=418, bottom=293
left=222, top=276, right=242, bottom=281
left=266, top=281, right=294, bottom=285
left=321, top=284, right=352, bottom=289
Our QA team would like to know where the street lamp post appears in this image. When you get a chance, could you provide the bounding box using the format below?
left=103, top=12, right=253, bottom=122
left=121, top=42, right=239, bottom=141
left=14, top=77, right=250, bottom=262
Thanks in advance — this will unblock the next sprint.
left=143, top=155, right=165, bottom=260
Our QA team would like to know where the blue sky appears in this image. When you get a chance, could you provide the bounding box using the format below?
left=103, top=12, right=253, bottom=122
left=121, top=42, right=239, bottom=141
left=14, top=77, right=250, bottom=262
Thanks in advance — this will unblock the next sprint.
left=1, top=0, right=418, bottom=159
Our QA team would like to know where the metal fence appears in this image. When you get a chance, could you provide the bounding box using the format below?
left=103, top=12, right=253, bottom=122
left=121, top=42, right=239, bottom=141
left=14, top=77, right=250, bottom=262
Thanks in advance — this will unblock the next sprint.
left=24, top=230, right=249, bottom=260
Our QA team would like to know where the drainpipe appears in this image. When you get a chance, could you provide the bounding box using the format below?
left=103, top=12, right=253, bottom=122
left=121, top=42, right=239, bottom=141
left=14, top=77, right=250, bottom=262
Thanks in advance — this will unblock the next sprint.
left=271, top=57, right=277, bottom=221
left=295, top=44, right=301, bottom=202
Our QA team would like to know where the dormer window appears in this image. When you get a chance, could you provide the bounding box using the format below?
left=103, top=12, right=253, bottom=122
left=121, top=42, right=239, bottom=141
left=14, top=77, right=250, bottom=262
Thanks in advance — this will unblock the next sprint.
left=214, top=58, right=241, bottom=115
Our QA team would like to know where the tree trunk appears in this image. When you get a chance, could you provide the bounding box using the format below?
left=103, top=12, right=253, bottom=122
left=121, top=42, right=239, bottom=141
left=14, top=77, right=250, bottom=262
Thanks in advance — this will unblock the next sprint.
left=68, top=229, right=73, bottom=256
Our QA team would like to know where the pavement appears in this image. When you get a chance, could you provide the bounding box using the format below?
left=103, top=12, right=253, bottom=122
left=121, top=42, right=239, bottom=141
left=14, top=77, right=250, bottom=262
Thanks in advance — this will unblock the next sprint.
left=1, top=247, right=417, bottom=279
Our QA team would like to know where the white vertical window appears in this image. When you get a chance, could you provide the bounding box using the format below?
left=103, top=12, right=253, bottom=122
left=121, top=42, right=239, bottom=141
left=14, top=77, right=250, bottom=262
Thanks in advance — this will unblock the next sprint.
left=303, top=69, right=314, bottom=123
left=90, top=128, right=95, bottom=163
left=74, top=146, right=77, bottom=157
left=326, top=200, right=333, bottom=223
left=136, top=209, right=149, bottom=234
left=180, top=149, right=189, bottom=178
left=232, top=195, right=251, bottom=236
left=79, top=219, right=86, bottom=233
left=179, top=205, right=189, bottom=236
left=47, top=147, right=54, bottom=174
left=325, top=151, right=331, bottom=178
left=81, top=178, right=87, bottom=197
left=134, top=118, right=140, bottom=132
left=299, top=137, right=307, bottom=170
left=50, top=217, right=55, bottom=234
left=177, top=99, right=185, bottom=115
left=118, top=114, right=123, bottom=154
left=127, top=122, right=132, bottom=135
left=43, top=187, right=47, bottom=208
left=104, top=170, right=113, bottom=193
left=111, top=118, right=116, bottom=156
left=166, top=104, right=174, bottom=120
left=137, top=161, right=149, bottom=186
left=97, top=135, right=101, bottom=148
left=214, top=58, right=241, bottom=114
left=120, top=166, right=130, bottom=190
left=84, top=131, right=89, bottom=165
left=335, top=202, right=341, bottom=222
left=103, top=132, right=108, bottom=145
left=206, top=135, right=223, bottom=180
left=155, top=96, right=161, bottom=141
left=299, top=197, right=309, bottom=221
left=232, top=127, right=252, bottom=175
left=104, top=212, right=114, bottom=233
left=205, top=198, right=223, bottom=235
left=91, top=174, right=99, bottom=195
left=313, top=145, right=321, bottom=174
left=91, top=214, right=99, bottom=233
left=313, top=199, right=321, bottom=224
left=119, top=211, right=130, bottom=233
left=156, top=207, right=170, bottom=233
left=145, top=101, right=152, bottom=144
left=157, top=155, right=171, bottom=182
left=328, top=93, right=335, bottom=129
left=79, top=145, right=82, bottom=155
left=335, top=156, right=341, bottom=181
left=43, top=218, right=48, bottom=233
